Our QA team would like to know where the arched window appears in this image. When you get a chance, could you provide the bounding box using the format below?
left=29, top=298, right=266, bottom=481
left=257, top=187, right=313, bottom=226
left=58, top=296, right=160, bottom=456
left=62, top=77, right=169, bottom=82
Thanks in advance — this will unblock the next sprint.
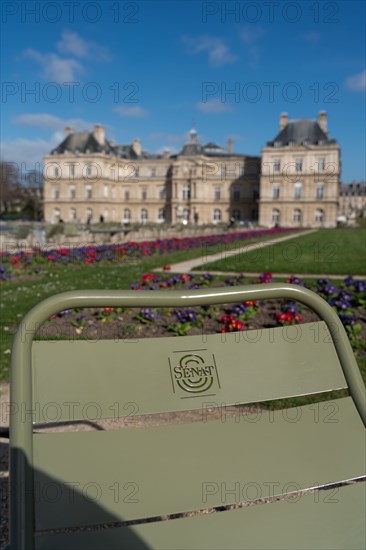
left=294, top=182, right=302, bottom=199
left=213, top=209, right=221, bottom=222
left=232, top=209, right=241, bottom=221
left=158, top=208, right=165, bottom=222
left=183, top=208, right=190, bottom=222
left=69, top=208, right=77, bottom=221
left=272, top=208, right=280, bottom=224
left=123, top=208, right=131, bottom=222
left=53, top=208, right=60, bottom=223
left=86, top=208, right=93, bottom=223
left=293, top=209, right=302, bottom=223
left=315, top=209, right=324, bottom=223
left=141, top=208, right=148, bottom=223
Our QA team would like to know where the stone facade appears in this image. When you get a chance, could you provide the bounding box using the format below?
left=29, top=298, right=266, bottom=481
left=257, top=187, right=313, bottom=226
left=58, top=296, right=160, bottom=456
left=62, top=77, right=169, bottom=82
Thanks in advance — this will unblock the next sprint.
left=44, top=127, right=260, bottom=225
left=44, top=112, right=342, bottom=227
left=259, top=112, right=340, bottom=228
left=339, top=182, right=366, bottom=221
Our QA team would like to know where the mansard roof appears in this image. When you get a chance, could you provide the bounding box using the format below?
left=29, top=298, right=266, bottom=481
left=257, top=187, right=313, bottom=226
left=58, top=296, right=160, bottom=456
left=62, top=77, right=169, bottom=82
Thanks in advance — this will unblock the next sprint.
left=267, top=120, right=337, bottom=147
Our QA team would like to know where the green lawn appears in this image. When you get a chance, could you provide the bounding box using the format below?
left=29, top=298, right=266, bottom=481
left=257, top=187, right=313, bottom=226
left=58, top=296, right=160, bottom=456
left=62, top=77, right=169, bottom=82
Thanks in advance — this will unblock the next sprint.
left=199, top=229, right=366, bottom=274
left=0, top=230, right=365, bottom=395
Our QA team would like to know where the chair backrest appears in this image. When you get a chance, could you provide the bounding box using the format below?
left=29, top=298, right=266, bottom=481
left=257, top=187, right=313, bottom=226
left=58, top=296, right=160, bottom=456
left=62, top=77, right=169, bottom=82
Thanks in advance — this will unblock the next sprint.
left=9, top=284, right=366, bottom=549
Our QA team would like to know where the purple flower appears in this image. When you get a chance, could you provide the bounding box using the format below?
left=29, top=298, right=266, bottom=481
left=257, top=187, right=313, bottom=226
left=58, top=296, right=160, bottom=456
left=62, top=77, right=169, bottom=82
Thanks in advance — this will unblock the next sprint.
left=174, top=309, right=197, bottom=323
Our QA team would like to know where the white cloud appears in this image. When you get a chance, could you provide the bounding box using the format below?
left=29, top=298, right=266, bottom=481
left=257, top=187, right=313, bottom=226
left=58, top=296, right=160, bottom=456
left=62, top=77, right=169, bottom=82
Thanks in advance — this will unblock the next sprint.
left=0, top=132, right=62, bottom=167
left=182, top=35, right=237, bottom=67
left=197, top=99, right=233, bottom=113
left=57, top=30, right=111, bottom=61
left=239, top=25, right=266, bottom=44
left=239, top=25, right=265, bottom=68
left=23, top=49, right=83, bottom=82
left=345, top=69, right=366, bottom=92
left=14, top=114, right=91, bottom=130
left=114, top=106, right=148, bottom=117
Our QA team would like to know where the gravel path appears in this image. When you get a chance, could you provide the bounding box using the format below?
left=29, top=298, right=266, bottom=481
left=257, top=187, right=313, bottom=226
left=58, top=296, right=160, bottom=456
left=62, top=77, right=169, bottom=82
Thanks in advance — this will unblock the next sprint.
left=154, top=230, right=317, bottom=273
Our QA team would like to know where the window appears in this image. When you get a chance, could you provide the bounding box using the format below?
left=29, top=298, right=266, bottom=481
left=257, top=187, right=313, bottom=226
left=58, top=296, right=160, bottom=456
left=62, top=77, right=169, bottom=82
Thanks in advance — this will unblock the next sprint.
left=182, top=186, right=190, bottom=200
left=274, top=159, right=281, bottom=172
left=221, top=165, right=226, bottom=178
left=150, top=167, right=156, bottom=177
left=293, top=209, right=302, bottom=223
left=158, top=187, right=165, bottom=200
left=215, top=186, right=221, bottom=200
left=53, top=187, right=60, bottom=199
left=103, top=185, right=109, bottom=198
left=294, top=182, right=302, bottom=199
left=273, top=184, right=280, bottom=199
left=140, top=208, right=148, bottom=223
left=318, top=158, right=325, bottom=171
left=69, top=185, right=76, bottom=199
left=232, top=186, right=240, bottom=201
left=85, top=185, right=92, bottom=199
left=124, top=188, right=130, bottom=201
left=251, top=209, right=258, bottom=221
left=240, top=165, right=245, bottom=176
left=123, top=208, right=131, bottom=221
left=253, top=186, right=259, bottom=200
left=295, top=158, right=303, bottom=172
left=111, top=187, right=116, bottom=199
left=69, top=164, right=75, bottom=178
left=86, top=208, right=93, bottom=223
left=53, top=208, right=60, bottom=222
left=158, top=208, right=165, bottom=221
left=315, top=209, right=324, bottom=223
left=69, top=208, right=77, bottom=221
left=54, top=165, right=59, bottom=177
left=272, top=209, right=280, bottom=224
left=183, top=208, right=190, bottom=222
left=213, top=209, right=221, bottom=222
left=232, top=209, right=241, bottom=221
left=85, top=164, right=92, bottom=177
left=141, top=187, right=148, bottom=200
left=316, top=183, right=324, bottom=199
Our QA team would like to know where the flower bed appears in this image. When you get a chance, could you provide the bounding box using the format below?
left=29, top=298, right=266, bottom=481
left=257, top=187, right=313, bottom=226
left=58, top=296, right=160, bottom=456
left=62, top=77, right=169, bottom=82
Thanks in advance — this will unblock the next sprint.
left=0, top=227, right=296, bottom=280
left=40, top=271, right=366, bottom=360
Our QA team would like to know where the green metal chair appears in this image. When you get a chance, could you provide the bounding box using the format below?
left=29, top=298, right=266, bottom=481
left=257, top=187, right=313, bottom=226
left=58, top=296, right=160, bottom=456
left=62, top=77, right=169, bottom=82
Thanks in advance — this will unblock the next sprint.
left=7, top=284, right=366, bottom=549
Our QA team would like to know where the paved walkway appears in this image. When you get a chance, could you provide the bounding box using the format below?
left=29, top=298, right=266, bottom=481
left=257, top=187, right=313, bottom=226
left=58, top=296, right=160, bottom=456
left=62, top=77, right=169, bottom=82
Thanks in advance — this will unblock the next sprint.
left=185, top=270, right=365, bottom=280
left=155, top=229, right=318, bottom=274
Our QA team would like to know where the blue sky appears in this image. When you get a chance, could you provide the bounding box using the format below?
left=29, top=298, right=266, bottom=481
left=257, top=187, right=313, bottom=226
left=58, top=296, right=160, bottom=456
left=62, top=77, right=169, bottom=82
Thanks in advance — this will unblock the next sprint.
left=1, top=0, right=365, bottom=181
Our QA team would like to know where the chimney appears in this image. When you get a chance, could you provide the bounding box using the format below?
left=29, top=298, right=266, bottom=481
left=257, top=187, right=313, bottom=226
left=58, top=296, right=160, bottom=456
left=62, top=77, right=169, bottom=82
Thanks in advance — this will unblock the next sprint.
left=279, top=113, right=288, bottom=130
left=93, top=124, right=105, bottom=145
left=133, top=138, right=141, bottom=156
left=64, top=126, right=74, bottom=137
left=227, top=138, right=233, bottom=154
left=317, top=111, right=328, bottom=135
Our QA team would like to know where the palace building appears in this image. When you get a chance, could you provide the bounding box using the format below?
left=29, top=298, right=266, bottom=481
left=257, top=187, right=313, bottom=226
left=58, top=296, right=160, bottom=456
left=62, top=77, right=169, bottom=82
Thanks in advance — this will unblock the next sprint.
left=43, top=112, right=341, bottom=228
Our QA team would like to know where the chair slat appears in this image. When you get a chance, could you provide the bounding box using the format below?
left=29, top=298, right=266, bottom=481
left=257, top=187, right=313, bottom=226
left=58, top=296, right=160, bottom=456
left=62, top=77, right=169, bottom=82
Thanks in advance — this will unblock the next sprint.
left=33, top=397, right=365, bottom=530
left=35, top=481, right=366, bottom=550
left=32, top=322, right=347, bottom=423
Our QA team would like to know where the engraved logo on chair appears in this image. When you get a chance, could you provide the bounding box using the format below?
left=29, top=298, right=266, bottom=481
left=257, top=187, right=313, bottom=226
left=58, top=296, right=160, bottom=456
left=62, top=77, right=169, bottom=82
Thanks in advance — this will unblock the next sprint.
left=168, top=348, right=220, bottom=398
